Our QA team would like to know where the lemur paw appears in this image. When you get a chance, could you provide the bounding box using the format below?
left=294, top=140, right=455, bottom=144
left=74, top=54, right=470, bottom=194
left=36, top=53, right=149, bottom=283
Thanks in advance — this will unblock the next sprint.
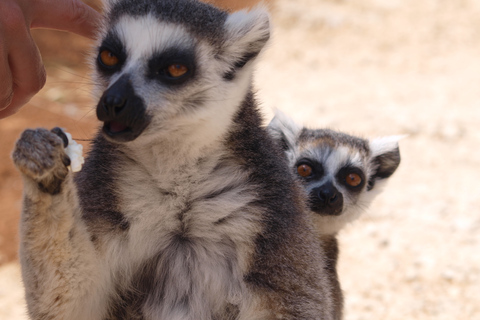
left=12, top=128, right=71, bottom=195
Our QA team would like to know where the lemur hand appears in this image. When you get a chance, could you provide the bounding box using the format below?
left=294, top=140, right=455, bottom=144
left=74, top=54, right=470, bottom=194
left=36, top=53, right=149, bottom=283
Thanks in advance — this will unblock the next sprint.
left=13, top=127, right=71, bottom=195
left=0, top=0, right=101, bottom=119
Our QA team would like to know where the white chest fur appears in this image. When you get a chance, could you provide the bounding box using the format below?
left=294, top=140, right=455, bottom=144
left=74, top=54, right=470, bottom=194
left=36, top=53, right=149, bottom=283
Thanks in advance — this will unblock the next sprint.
left=103, top=142, right=261, bottom=319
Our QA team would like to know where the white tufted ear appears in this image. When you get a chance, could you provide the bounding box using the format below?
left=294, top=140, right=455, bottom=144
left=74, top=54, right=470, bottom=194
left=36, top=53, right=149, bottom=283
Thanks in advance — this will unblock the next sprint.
left=267, top=109, right=302, bottom=151
left=369, top=135, right=405, bottom=157
left=220, top=6, right=270, bottom=73
left=368, top=135, right=405, bottom=182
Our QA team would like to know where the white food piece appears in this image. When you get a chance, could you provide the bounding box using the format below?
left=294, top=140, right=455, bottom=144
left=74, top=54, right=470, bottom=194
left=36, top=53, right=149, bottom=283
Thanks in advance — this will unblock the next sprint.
left=64, top=131, right=84, bottom=173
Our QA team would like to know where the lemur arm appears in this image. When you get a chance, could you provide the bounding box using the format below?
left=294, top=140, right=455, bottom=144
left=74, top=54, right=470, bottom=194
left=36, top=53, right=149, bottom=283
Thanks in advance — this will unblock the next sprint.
left=13, top=128, right=105, bottom=320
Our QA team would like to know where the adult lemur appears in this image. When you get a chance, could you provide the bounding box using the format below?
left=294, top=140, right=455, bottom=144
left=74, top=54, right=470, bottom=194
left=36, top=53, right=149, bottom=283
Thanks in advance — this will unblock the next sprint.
left=268, top=111, right=402, bottom=318
left=12, top=0, right=338, bottom=319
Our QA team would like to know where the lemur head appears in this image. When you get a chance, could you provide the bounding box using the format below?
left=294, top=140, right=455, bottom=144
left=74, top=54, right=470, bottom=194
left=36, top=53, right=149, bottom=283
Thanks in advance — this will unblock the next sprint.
left=268, top=111, right=402, bottom=235
left=92, top=0, right=270, bottom=143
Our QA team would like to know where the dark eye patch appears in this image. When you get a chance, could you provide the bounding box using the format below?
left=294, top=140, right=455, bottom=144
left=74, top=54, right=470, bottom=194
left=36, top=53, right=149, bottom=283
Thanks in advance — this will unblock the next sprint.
left=97, top=32, right=127, bottom=75
left=147, top=48, right=196, bottom=85
left=336, top=165, right=366, bottom=192
left=294, top=158, right=324, bottom=181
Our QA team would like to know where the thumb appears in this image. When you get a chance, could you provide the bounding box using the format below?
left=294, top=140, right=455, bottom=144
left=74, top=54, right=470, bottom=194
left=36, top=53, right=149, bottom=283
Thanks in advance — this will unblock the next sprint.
left=30, top=0, right=102, bottom=39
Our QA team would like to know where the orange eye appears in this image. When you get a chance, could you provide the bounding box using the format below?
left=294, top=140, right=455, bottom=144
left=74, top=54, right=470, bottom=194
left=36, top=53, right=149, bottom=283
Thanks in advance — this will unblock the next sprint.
left=100, top=49, right=119, bottom=67
left=346, top=173, right=362, bottom=187
left=297, top=164, right=313, bottom=178
left=167, top=64, right=188, bottom=78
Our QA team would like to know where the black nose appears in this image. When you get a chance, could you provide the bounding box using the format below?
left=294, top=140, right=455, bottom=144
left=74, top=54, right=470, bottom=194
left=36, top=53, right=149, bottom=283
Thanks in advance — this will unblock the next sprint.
left=98, top=76, right=131, bottom=119
left=318, top=187, right=340, bottom=206
left=310, top=181, right=344, bottom=216
left=102, top=94, right=126, bottom=117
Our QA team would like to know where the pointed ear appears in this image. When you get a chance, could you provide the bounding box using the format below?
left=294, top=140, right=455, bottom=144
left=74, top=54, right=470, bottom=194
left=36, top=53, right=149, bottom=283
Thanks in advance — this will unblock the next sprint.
left=221, top=6, right=270, bottom=78
left=267, top=110, right=302, bottom=151
left=368, top=136, right=403, bottom=188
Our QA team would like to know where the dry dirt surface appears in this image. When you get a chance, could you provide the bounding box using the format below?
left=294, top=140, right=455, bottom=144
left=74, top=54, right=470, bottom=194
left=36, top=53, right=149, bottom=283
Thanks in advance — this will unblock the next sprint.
left=1, top=0, right=479, bottom=319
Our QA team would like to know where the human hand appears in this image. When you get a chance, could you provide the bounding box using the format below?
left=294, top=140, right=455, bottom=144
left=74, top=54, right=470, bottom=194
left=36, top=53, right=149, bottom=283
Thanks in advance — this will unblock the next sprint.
left=0, top=0, right=101, bottom=119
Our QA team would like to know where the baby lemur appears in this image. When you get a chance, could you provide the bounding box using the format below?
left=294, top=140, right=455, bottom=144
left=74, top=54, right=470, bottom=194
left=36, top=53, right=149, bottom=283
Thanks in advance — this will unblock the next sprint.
left=268, top=110, right=402, bottom=318
left=12, top=0, right=338, bottom=319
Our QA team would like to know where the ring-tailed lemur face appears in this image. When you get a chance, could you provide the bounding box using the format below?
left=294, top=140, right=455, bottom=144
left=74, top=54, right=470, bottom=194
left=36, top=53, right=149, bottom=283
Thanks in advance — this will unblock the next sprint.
left=268, top=111, right=402, bottom=235
left=294, top=138, right=370, bottom=217
left=92, top=0, right=270, bottom=143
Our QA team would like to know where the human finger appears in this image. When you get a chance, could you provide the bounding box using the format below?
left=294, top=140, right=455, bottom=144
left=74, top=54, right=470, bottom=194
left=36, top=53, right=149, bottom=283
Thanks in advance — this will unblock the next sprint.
left=30, top=0, right=102, bottom=39
left=0, top=2, right=46, bottom=118
left=0, top=40, right=46, bottom=118
left=0, top=40, right=14, bottom=113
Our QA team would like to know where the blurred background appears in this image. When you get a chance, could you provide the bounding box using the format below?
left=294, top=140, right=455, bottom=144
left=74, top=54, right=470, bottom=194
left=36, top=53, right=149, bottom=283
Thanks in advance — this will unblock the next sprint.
left=1, top=0, right=479, bottom=319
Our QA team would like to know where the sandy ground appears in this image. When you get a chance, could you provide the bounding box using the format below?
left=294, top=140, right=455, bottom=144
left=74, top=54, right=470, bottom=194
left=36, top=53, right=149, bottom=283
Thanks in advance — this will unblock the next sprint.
left=1, top=0, right=479, bottom=319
